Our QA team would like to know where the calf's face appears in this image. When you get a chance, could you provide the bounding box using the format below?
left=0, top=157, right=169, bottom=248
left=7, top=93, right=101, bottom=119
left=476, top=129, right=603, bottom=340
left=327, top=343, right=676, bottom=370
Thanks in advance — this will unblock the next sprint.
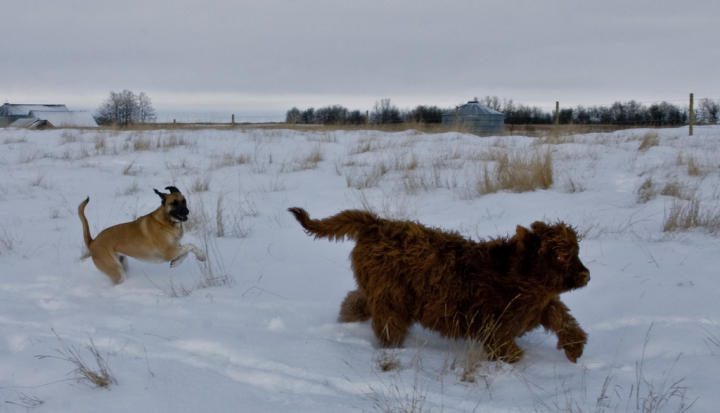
left=521, top=221, right=591, bottom=292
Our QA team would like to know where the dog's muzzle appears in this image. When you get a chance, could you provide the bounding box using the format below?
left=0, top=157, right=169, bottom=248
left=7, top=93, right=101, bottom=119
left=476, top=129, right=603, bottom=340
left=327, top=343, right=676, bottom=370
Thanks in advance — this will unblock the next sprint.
left=170, top=208, right=189, bottom=222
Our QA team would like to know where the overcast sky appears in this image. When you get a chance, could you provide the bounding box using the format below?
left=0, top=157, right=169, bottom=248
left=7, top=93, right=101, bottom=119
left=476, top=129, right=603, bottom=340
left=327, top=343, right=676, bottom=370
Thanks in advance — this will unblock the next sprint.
left=3, top=0, right=719, bottom=120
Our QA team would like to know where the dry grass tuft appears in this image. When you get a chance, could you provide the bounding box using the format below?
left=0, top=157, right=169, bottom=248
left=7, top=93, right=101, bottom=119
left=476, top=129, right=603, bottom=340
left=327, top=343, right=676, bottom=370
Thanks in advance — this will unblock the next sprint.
left=451, top=339, right=487, bottom=383
left=687, top=156, right=703, bottom=176
left=471, top=148, right=553, bottom=196
left=59, top=130, right=79, bottom=145
left=638, top=131, right=660, bottom=151
left=660, top=180, right=695, bottom=201
left=94, top=134, right=107, bottom=154
left=305, top=131, right=338, bottom=143
left=346, top=164, right=388, bottom=189
left=191, top=176, right=211, bottom=192
left=6, top=392, right=44, bottom=409
left=636, top=177, right=656, bottom=204
left=216, top=193, right=225, bottom=237
left=3, top=136, right=28, bottom=144
left=0, top=225, right=17, bottom=255
left=212, top=152, right=252, bottom=170
left=29, top=171, right=47, bottom=187
left=663, top=197, right=720, bottom=234
left=157, top=133, right=192, bottom=149
left=122, top=160, right=142, bottom=176
left=119, top=180, right=141, bottom=196
left=374, top=350, right=403, bottom=372
left=295, top=146, right=324, bottom=171
left=185, top=197, right=235, bottom=288
left=37, top=330, right=117, bottom=389
left=364, top=368, right=434, bottom=413
left=562, top=172, right=586, bottom=194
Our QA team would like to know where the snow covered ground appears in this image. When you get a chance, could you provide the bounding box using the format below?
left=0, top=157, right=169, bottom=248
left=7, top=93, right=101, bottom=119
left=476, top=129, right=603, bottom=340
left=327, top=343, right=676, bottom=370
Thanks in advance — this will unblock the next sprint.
left=1, top=125, right=718, bottom=412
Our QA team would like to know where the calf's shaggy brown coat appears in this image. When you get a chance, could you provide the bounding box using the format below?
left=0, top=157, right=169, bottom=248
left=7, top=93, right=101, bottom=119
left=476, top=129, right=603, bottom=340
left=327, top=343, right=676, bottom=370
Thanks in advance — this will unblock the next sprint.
left=288, top=207, right=590, bottom=363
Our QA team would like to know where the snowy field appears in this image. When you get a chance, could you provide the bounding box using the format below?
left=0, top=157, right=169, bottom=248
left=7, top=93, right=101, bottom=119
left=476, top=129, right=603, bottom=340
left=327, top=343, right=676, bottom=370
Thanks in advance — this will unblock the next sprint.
left=1, top=125, right=719, bottom=412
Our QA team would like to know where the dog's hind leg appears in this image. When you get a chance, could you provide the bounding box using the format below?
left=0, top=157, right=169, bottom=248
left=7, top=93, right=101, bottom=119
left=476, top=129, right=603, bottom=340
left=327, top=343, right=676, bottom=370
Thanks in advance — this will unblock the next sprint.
left=92, top=252, right=126, bottom=285
left=338, top=290, right=371, bottom=323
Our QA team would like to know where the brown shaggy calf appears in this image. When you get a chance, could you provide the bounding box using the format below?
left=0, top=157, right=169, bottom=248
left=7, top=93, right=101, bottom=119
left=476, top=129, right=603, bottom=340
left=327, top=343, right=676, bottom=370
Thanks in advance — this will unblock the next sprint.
left=288, top=207, right=590, bottom=363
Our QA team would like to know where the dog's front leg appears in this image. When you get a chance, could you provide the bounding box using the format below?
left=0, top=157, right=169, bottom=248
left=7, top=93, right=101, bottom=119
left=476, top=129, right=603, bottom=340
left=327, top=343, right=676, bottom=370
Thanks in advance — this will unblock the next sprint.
left=540, top=298, right=587, bottom=363
left=170, top=252, right=189, bottom=267
left=169, top=244, right=207, bottom=267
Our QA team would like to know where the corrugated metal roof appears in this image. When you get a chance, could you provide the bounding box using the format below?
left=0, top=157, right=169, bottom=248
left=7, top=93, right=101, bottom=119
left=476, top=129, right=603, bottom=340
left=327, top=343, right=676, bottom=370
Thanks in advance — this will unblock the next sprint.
left=29, top=111, right=98, bottom=128
left=0, top=103, right=69, bottom=116
left=443, top=100, right=504, bottom=117
left=9, top=118, right=46, bottom=128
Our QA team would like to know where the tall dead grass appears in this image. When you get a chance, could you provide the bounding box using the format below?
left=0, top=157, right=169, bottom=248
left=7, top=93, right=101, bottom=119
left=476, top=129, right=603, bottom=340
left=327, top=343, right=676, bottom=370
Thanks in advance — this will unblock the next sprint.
left=470, top=148, right=553, bottom=197
left=663, top=197, right=720, bottom=234
left=638, top=131, right=660, bottom=151
left=37, top=330, right=116, bottom=389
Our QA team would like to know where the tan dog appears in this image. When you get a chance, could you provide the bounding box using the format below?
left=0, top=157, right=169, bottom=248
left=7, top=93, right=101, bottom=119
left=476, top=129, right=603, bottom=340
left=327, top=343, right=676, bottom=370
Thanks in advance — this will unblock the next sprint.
left=78, top=186, right=206, bottom=284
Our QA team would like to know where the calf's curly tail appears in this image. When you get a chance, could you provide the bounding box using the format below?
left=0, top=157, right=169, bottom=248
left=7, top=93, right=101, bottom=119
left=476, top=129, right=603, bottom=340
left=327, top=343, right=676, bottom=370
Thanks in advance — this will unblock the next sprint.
left=287, top=207, right=380, bottom=242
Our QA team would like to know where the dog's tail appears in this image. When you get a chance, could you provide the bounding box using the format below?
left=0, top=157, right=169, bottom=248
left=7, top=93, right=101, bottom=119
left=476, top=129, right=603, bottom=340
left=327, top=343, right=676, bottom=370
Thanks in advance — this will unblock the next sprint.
left=78, top=197, right=93, bottom=248
left=288, top=207, right=380, bottom=242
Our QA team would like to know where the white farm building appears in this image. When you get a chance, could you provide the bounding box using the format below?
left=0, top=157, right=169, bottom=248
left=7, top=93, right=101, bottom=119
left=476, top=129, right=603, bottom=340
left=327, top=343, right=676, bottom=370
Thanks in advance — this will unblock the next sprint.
left=0, top=103, right=98, bottom=128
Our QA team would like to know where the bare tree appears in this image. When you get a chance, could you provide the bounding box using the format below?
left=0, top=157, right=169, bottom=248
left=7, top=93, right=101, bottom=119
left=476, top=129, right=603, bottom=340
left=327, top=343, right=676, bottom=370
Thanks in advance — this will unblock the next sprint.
left=285, top=107, right=301, bottom=124
left=371, top=98, right=402, bottom=124
left=481, top=95, right=502, bottom=111
left=698, top=98, right=720, bottom=123
left=136, top=92, right=156, bottom=123
left=95, top=90, right=155, bottom=126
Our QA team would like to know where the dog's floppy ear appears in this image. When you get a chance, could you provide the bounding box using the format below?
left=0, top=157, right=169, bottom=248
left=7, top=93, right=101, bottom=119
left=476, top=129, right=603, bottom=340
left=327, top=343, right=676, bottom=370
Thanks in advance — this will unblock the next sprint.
left=165, top=186, right=180, bottom=194
left=154, top=188, right=167, bottom=204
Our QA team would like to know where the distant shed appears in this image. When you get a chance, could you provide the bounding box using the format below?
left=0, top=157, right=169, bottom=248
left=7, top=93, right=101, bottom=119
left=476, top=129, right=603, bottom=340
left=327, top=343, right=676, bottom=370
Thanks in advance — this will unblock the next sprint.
left=442, top=100, right=505, bottom=136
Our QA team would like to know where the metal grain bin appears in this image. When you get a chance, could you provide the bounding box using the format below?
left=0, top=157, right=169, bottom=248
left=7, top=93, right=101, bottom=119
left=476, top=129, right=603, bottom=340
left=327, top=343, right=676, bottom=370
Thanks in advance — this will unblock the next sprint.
left=442, top=100, right=505, bottom=136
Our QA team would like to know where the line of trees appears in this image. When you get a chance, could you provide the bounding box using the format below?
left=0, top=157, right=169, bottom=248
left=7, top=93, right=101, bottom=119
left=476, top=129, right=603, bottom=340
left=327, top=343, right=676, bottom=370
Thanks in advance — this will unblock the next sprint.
left=287, top=96, right=719, bottom=127
left=286, top=99, right=450, bottom=125
left=95, top=90, right=156, bottom=126
left=482, top=95, right=720, bottom=126
left=286, top=105, right=367, bottom=125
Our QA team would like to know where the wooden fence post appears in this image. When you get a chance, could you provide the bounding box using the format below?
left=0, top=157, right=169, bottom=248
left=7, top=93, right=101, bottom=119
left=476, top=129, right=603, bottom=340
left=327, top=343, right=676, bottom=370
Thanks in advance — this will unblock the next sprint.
left=366, top=110, right=369, bottom=125
left=232, top=114, right=235, bottom=125
left=555, top=101, right=560, bottom=127
left=689, top=93, right=694, bottom=136
left=455, top=106, right=459, bottom=130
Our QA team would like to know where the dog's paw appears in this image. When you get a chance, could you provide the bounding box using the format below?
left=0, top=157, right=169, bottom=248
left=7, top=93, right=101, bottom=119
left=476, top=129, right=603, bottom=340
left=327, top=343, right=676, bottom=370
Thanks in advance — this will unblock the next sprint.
left=170, top=254, right=188, bottom=268
left=195, top=250, right=207, bottom=262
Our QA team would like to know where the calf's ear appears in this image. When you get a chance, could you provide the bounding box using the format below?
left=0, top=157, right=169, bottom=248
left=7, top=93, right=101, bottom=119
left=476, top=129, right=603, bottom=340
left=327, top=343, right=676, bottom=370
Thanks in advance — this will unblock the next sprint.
left=530, top=221, right=549, bottom=233
left=515, top=225, right=530, bottom=241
